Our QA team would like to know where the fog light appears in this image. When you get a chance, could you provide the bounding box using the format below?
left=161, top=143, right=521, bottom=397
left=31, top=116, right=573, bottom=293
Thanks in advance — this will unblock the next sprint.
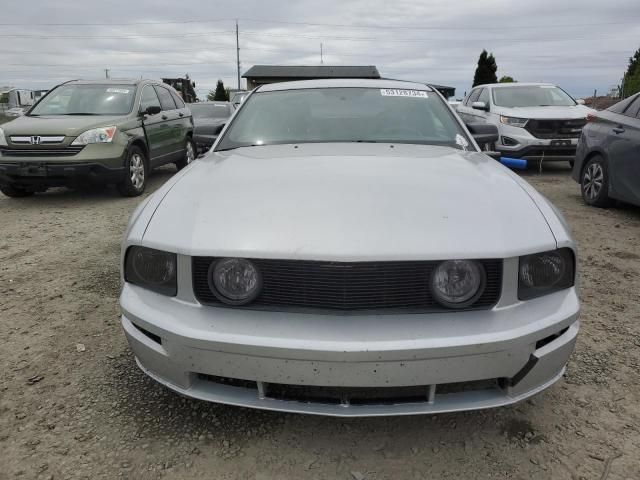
left=210, top=258, right=262, bottom=305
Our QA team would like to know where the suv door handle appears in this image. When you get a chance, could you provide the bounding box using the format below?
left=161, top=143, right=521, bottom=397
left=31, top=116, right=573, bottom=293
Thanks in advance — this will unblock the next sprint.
left=613, top=126, right=625, bottom=134
left=161, top=115, right=168, bottom=120
left=178, top=112, right=184, bottom=117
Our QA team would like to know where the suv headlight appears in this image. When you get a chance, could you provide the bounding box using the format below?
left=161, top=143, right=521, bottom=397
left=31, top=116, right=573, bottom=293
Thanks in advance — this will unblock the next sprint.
left=518, top=248, right=575, bottom=300
left=0, top=127, right=7, bottom=146
left=71, top=126, right=117, bottom=145
left=500, top=116, right=528, bottom=128
left=124, top=246, right=177, bottom=296
left=431, top=260, right=485, bottom=308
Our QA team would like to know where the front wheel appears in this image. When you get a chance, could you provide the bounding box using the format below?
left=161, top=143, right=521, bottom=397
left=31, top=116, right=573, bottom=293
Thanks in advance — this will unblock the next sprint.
left=581, top=155, right=613, bottom=208
left=117, top=146, right=147, bottom=197
left=175, top=138, right=196, bottom=170
left=0, top=184, right=35, bottom=198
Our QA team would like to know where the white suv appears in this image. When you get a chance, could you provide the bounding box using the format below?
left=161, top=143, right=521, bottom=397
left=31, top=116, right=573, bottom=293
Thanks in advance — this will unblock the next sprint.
left=456, top=83, right=594, bottom=165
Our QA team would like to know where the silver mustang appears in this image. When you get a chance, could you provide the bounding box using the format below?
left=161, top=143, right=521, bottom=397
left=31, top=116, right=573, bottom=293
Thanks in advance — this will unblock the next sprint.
left=120, top=79, right=580, bottom=416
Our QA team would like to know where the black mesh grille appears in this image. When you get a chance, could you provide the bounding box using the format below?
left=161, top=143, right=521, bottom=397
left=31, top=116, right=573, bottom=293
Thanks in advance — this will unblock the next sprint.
left=524, top=118, right=586, bottom=139
left=0, top=146, right=84, bottom=157
left=193, top=258, right=502, bottom=313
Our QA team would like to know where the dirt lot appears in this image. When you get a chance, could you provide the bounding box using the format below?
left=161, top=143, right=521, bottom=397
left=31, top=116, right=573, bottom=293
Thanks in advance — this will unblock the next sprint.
left=1, top=164, right=639, bottom=480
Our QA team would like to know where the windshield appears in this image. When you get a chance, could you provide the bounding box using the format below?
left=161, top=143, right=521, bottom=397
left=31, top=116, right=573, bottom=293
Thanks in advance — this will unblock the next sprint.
left=189, top=103, right=231, bottom=119
left=30, top=84, right=135, bottom=116
left=216, top=87, right=468, bottom=150
left=492, top=85, right=576, bottom=108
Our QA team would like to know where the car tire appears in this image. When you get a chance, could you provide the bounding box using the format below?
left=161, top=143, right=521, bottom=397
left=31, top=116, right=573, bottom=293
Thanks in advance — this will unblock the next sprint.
left=175, top=138, right=196, bottom=170
left=0, top=184, right=35, bottom=198
left=581, top=155, right=613, bottom=208
left=117, top=146, right=147, bottom=197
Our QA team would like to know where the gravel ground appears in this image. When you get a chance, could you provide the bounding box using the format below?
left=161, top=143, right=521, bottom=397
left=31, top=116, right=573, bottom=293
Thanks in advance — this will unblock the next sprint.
left=1, top=163, right=639, bottom=480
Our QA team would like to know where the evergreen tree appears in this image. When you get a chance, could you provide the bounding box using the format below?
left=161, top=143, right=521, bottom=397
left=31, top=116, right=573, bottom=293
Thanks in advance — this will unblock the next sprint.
left=622, top=47, right=640, bottom=97
left=472, top=50, right=498, bottom=87
left=212, top=80, right=228, bottom=101
left=498, top=75, right=516, bottom=83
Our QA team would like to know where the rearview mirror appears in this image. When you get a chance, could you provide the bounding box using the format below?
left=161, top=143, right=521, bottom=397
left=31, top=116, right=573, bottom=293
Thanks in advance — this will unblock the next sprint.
left=465, top=122, right=499, bottom=146
left=143, top=105, right=161, bottom=116
left=471, top=101, right=489, bottom=111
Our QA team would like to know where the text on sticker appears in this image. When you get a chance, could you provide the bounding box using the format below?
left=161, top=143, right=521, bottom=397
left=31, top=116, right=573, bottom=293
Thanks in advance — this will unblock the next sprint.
left=380, top=89, right=428, bottom=98
left=106, top=88, right=130, bottom=94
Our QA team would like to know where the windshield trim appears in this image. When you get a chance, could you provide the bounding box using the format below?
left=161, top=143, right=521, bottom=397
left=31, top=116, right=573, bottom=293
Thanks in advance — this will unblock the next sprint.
left=214, top=86, right=473, bottom=153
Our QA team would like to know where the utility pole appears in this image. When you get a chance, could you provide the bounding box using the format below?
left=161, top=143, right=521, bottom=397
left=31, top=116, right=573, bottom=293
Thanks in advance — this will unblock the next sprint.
left=104, top=68, right=110, bottom=79
left=236, top=20, right=241, bottom=90
left=320, top=43, right=323, bottom=64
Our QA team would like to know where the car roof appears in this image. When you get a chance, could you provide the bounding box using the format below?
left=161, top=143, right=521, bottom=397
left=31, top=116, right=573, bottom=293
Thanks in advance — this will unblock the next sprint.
left=478, top=82, right=557, bottom=89
left=257, top=78, right=434, bottom=92
left=188, top=101, right=230, bottom=106
left=64, top=78, right=157, bottom=86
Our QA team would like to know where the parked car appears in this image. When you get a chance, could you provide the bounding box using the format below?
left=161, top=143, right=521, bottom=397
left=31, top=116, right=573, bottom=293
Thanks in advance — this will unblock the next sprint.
left=456, top=83, right=594, bottom=165
left=188, top=101, right=234, bottom=154
left=120, top=79, right=579, bottom=416
left=0, top=79, right=194, bottom=198
left=571, top=92, right=640, bottom=207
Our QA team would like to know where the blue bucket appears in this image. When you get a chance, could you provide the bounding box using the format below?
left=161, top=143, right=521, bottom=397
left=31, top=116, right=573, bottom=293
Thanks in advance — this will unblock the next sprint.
left=500, top=157, right=527, bottom=170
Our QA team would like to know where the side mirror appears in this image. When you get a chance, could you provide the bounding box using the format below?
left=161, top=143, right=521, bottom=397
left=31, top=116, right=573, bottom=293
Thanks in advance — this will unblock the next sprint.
left=576, top=98, right=585, bottom=105
left=143, top=105, right=161, bottom=116
left=472, top=101, right=489, bottom=111
left=466, top=122, right=499, bottom=146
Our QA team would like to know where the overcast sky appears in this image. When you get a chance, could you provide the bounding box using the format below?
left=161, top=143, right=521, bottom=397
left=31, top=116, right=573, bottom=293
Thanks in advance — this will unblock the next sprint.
left=2, top=0, right=639, bottom=99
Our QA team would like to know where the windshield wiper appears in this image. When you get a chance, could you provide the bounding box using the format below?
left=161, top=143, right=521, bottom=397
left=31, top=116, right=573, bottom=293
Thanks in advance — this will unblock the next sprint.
left=59, top=113, right=102, bottom=115
left=216, top=143, right=265, bottom=152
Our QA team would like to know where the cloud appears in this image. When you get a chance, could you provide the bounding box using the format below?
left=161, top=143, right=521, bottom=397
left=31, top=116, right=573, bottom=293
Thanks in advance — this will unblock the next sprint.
left=1, top=0, right=638, bottom=98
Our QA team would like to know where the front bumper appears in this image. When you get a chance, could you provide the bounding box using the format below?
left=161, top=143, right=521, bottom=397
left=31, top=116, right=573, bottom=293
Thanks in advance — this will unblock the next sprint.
left=0, top=161, right=125, bottom=188
left=120, top=259, right=580, bottom=416
left=496, top=124, right=579, bottom=161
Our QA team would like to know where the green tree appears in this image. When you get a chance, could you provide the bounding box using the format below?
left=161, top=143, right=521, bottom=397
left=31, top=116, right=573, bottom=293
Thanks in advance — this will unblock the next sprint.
left=498, top=75, right=516, bottom=83
left=622, top=47, right=640, bottom=97
left=211, top=80, right=229, bottom=101
left=472, top=50, right=498, bottom=87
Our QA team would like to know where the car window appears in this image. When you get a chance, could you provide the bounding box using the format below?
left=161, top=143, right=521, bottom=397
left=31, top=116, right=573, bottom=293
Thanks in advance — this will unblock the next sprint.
left=477, top=88, right=490, bottom=105
left=154, top=86, right=177, bottom=111
left=607, top=95, right=637, bottom=114
left=170, top=90, right=186, bottom=109
left=29, top=84, right=135, bottom=116
left=466, top=89, right=481, bottom=105
left=189, top=103, right=232, bottom=119
left=139, top=86, right=161, bottom=113
left=492, top=85, right=576, bottom=107
left=622, top=95, right=640, bottom=118
left=217, top=87, right=470, bottom=151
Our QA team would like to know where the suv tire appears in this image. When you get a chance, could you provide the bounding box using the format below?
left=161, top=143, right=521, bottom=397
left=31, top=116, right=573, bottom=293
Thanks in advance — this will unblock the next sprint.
left=0, top=184, right=35, bottom=198
left=581, top=155, right=613, bottom=208
left=176, top=138, right=196, bottom=171
left=117, top=146, right=147, bottom=197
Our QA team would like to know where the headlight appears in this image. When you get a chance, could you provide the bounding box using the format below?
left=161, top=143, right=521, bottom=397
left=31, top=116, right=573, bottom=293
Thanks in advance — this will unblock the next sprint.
left=124, top=246, right=177, bottom=296
left=209, top=258, right=262, bottom=305
left=500, top=116, right=528, bottom=128
left=518, top=248, right=575, bottom=300
left=431, top=260, right=485, bottom=308
left=71, top=126, right=117, bottom=145
left=0, top=127, right=6, bottom=146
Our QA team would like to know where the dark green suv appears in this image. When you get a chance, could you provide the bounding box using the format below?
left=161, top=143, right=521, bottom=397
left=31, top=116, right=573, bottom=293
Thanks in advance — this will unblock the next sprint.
left=0, top=79, right=195, bottom=197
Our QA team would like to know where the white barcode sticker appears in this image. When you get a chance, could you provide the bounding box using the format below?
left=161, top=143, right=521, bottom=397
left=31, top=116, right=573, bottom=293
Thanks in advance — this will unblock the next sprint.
left=106, top=88, right=130, bottom=94
left=380, top=89, right=428, bottom=98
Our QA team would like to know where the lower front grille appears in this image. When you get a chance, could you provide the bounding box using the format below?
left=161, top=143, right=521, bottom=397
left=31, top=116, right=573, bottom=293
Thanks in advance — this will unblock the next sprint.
left=196, top=374, right=501, bottom=406
left=192, top=258, right=503, bottom=313
left=1, top=146, right=85, bottom=157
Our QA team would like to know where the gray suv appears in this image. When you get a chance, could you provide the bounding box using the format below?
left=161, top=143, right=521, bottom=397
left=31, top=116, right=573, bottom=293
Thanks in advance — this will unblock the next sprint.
left=456, top=83, right=594, bottom=166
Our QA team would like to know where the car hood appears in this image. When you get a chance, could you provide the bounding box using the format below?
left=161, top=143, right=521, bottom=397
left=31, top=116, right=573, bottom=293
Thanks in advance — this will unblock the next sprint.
left=0, top=114, right=128, bottom=136
left=141, top=143, right=558, bottom=261
left=492, top=104, right=594, bottom=120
